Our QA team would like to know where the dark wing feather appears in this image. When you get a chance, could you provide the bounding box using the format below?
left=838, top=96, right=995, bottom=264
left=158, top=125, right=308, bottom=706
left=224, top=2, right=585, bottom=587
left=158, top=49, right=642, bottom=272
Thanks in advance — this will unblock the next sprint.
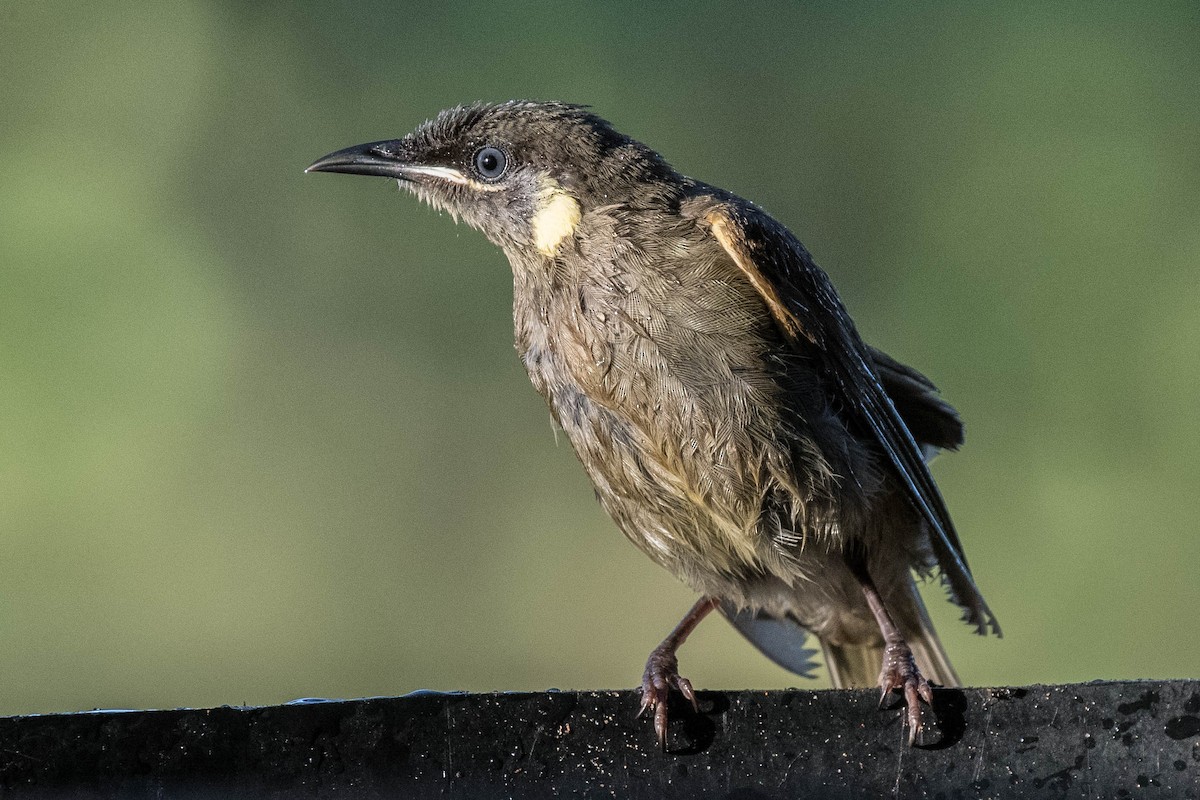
left=703, top=199, right=998, bottom=636
left=870, top=346, right=964, bottom=454
left=719, top=601, right=821, bottom=678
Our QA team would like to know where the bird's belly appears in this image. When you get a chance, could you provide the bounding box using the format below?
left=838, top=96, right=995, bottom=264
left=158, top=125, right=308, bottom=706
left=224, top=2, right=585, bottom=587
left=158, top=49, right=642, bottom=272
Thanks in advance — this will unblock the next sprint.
left=539, top=377, right=892, bottom=628
left=519, top=318, right=803, bottom=590
left=546, top=380, right=765, bottom=581
left=511, top=243, right=853, bottom=596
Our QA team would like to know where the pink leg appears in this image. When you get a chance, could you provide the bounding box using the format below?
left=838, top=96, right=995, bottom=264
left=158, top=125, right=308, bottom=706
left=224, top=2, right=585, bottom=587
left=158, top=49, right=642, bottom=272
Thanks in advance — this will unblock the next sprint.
left=638, top=596, right=718, bottom=749
left=854, top=567, right=934, bottom=745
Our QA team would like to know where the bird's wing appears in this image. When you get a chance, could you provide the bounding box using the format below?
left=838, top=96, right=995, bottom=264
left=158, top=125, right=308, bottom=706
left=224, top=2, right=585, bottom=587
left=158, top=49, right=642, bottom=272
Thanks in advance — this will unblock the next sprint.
left=719, top=601, right=821, bottom=678
left=870, top=345, right=964, bottom=458
left=698, top=199, right=998, bottom=636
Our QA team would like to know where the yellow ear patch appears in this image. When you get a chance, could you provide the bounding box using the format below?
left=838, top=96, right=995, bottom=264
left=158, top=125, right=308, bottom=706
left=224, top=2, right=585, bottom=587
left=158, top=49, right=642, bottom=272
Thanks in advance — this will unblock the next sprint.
left=532, top=181, right=582, bottom=256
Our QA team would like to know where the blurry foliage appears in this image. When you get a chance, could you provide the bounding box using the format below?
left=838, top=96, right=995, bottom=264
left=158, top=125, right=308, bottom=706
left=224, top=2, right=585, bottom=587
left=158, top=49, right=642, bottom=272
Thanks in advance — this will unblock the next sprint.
left=1, top=1, right=1198, bottom=714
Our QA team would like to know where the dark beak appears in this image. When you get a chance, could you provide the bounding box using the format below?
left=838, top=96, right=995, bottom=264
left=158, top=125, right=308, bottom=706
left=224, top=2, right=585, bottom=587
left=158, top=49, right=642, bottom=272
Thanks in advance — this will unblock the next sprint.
left=305, top=140, right=409, bottom=178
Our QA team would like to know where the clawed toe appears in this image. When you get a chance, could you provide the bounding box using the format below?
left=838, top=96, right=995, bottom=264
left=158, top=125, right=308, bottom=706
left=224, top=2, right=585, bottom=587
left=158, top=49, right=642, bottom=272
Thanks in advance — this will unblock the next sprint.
left=879, top=643, right=935, bottom=745
left=637, top=597, right=717, bottom=749
left=639, top=650, right=697, bottom=749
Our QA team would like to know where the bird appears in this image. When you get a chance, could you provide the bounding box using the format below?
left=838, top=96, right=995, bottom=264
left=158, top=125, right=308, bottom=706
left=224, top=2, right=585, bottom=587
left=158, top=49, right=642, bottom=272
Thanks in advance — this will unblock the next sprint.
left=307, top=100, right=999, bottom=748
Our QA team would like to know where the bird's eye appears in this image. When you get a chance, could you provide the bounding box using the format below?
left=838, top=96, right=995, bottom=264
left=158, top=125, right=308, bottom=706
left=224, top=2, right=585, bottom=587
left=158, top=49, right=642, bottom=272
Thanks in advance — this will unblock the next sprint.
left=473, top=146, right=508, bottom=180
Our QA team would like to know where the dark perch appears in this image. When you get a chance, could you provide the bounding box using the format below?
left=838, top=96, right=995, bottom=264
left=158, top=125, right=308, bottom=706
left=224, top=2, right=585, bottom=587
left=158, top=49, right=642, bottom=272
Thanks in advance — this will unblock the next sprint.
left=1, top=680, right=1197, bottom=798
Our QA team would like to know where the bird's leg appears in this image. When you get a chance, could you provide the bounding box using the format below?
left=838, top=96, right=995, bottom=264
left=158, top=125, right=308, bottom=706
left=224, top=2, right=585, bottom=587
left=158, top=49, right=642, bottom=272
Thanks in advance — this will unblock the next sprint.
left=849, top=559, right=934, bottom=745
left=638, top=596, right=718, bottom=749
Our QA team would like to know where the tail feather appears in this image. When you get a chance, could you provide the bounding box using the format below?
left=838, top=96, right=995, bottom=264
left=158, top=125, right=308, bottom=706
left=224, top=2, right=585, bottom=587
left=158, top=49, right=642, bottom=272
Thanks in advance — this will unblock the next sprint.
left=820, top=588, right=961, bottom=689
left=722, top=577, right=963, bottom=689
left=821, top=639, right=884, bottom=688
left=906, top=585, right=961, bottom=687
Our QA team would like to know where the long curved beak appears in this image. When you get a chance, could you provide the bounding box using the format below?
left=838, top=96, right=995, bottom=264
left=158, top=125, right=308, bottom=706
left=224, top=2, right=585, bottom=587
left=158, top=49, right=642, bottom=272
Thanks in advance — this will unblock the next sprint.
left=305, top=140, right=409, bottom=178
left=306, top=140, right=469, bottom=187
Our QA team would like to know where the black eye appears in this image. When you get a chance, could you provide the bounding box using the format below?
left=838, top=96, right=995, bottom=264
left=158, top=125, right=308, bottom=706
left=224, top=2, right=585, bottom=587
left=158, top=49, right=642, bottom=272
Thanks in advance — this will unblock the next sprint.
left=473, top=146, right=507, bottom=180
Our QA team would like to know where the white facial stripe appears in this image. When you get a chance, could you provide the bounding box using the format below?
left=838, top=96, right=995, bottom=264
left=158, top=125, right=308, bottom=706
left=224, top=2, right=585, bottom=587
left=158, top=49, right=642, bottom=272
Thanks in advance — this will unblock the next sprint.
left=400, top=165, right=469, bottom=185
left=467, top=179, right=507, bottom=193
left=399, top=165, right=506, bottom=193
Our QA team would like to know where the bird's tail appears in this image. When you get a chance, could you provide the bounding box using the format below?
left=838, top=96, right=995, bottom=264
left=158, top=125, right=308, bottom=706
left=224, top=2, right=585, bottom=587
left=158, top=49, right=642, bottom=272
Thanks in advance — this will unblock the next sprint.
left=820, top=639, right=884, bottom=688
left=820, top=584, right=960, bottom=689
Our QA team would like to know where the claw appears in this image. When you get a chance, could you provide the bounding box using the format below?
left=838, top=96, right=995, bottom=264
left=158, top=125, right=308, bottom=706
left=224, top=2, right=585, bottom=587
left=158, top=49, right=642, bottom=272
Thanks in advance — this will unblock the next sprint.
left=677, top=676, right=698, bottom=711
left=636, top=597, right=718, bottom=750
left=878, top=642, right=935, bottom=745
left=654, top=702, right=668, bottom=748
left=639, top=648, right=697, bottom=749
left=904, top=681, right=923, bottom=745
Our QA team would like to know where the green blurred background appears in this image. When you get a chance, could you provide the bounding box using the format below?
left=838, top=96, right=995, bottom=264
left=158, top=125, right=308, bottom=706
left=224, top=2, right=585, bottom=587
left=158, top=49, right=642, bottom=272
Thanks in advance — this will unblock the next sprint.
left=2, top=2, right=1198, bottom=716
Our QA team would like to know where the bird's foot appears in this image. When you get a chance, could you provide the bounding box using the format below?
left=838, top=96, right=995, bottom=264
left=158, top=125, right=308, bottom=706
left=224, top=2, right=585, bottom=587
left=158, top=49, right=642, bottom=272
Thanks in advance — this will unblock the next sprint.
left=878, top=641, right=935, bottom=745
left=638, top=645, right=697, bottom=749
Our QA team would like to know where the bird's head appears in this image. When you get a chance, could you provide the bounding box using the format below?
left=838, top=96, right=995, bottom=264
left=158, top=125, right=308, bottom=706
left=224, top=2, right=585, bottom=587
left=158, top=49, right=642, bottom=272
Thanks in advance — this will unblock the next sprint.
left=307, top=101, right=678, bottom=258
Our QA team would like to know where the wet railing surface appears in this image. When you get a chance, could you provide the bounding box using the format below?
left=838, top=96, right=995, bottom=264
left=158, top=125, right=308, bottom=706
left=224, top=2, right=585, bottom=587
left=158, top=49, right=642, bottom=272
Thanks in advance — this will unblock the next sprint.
left=1, top=680, right=1197, bottom=798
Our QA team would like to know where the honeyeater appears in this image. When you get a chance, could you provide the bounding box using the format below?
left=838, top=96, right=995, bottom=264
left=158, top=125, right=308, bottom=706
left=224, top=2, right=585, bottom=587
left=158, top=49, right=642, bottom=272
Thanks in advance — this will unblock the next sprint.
left=308, top=101, right=999, bottom=747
